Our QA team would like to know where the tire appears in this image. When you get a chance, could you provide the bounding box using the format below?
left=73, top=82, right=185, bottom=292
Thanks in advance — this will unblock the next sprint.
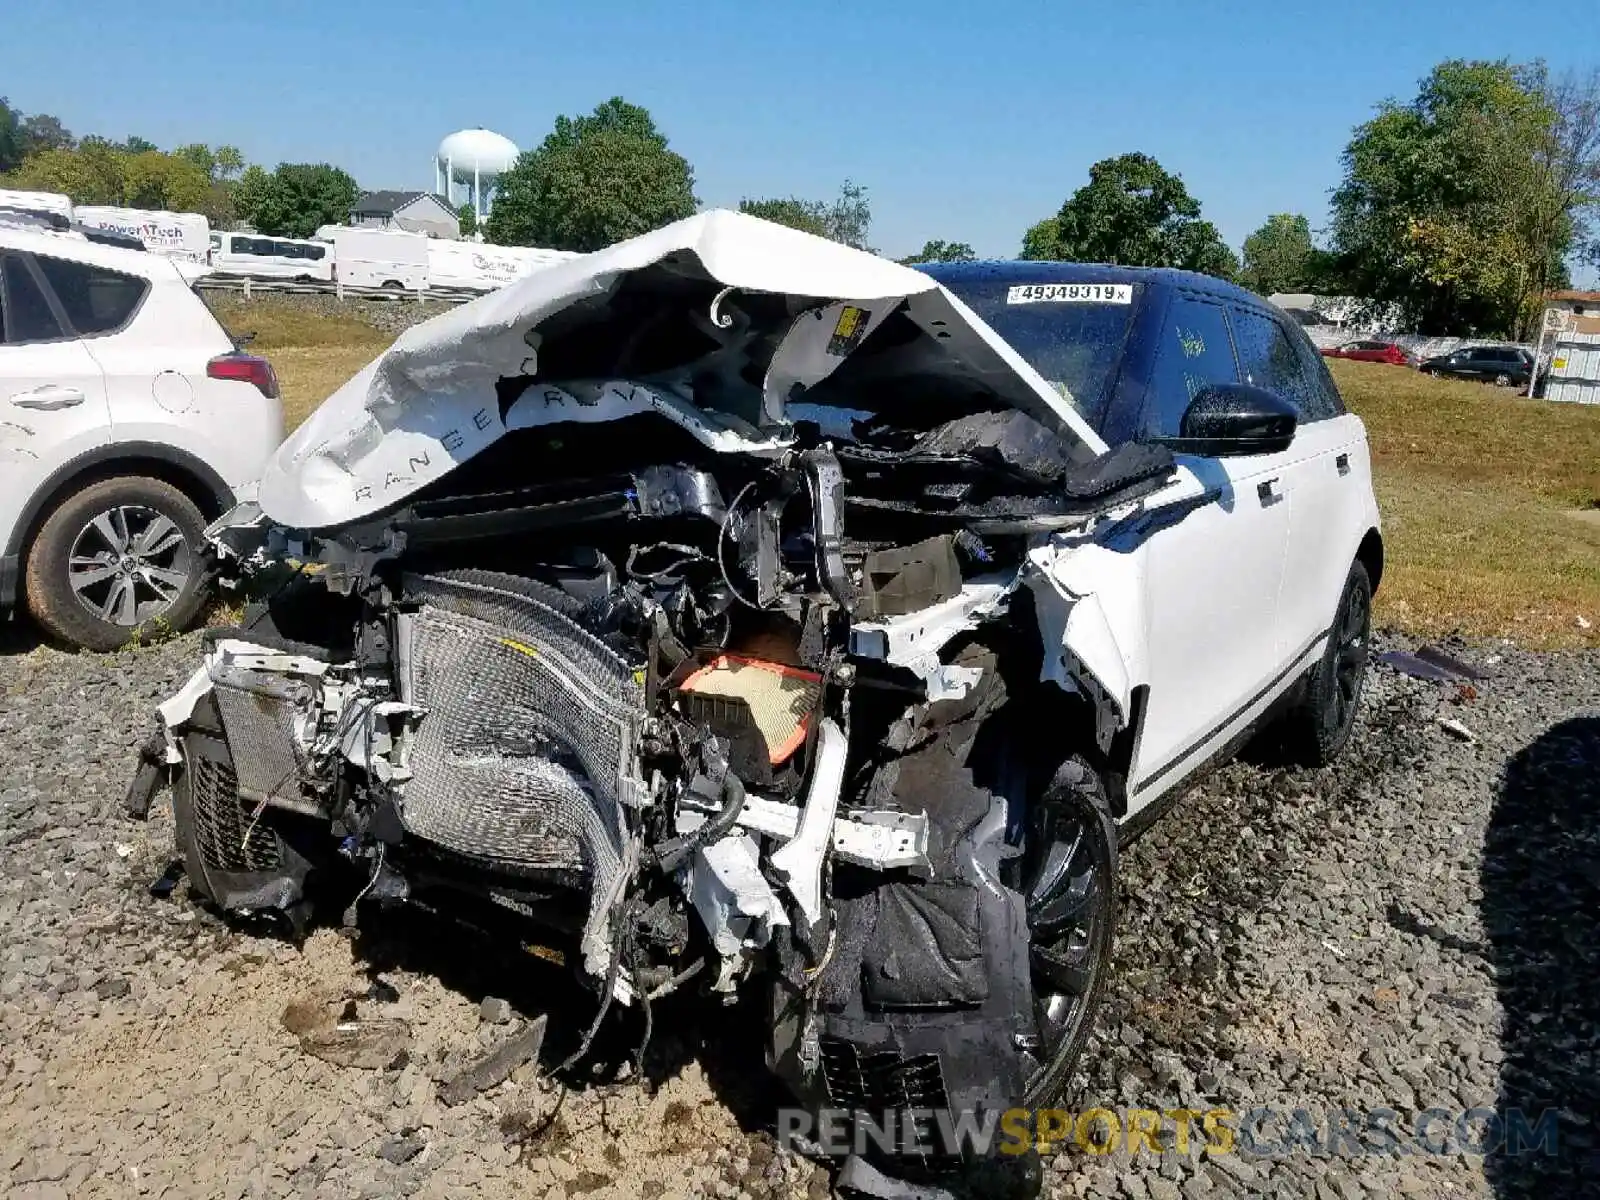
left=1283, top=560, right=1372, bottom=767
left=1019, top=755, right=1119, bottom=1107
left=24, top=475, right=209, bottom=651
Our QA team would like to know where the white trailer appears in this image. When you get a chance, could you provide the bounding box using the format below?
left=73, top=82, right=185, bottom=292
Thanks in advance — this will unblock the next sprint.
left=0, top=189, right=74, bottom=222
left=73, top=205, right=210, bottom=262
left=328, top=227, right=429, bottom=291
left=425, top=239, right=578, bottom=291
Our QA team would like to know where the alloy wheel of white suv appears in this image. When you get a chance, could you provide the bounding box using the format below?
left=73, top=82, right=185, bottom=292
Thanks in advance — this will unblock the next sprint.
left=25, top=476, right=208, bottom=650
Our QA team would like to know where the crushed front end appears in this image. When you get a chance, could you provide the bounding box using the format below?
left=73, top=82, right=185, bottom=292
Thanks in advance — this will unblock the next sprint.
left=141, top=213, right=1176, bottom=1196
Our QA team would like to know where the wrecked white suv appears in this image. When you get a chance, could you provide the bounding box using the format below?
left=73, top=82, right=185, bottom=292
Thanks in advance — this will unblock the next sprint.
left=135, top=212, right=1381, bottom=1191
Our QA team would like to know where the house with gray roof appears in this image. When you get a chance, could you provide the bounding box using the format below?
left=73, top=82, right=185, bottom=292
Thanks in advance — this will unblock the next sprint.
left=349, top=191, right=460, bottom=239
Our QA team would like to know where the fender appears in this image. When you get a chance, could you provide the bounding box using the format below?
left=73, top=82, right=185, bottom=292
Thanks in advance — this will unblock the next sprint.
left=1026, top=537, right=1151, bottom=734
left=0, top=441, right=234, bottom=608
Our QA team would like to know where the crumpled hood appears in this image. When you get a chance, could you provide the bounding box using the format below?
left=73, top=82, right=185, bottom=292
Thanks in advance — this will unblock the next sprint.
left=260, top=209, right=1107, bottom=530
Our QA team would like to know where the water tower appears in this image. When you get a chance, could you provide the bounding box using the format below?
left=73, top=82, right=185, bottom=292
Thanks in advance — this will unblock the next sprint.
left=435, top=128, right=519, bottom=221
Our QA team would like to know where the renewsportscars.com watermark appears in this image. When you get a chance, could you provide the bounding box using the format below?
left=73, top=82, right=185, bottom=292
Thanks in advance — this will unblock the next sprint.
left=777, top=1106, right=1561, bottom=1159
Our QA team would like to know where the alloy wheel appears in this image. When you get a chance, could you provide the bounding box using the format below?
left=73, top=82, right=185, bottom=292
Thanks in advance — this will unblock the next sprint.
left=1327, top=578, right=1371, bottom=736
left=67, top=505, right=193, bottom=626
left=1022, top=787, right=1114, bottom=1097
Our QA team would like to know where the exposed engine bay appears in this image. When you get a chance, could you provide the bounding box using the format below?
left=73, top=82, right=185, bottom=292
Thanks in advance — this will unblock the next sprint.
left=141, top=213, right=1184, bottom=1192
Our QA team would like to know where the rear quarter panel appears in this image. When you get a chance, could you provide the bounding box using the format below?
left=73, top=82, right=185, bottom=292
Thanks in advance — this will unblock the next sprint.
left=92, top=269, right=284, bottom=490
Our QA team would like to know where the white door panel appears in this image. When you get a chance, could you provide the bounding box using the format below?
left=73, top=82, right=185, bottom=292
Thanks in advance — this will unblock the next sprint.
left=0, top=339, right=112, bottom=547
left=1274, top=414, right=1368, bottom=660
left=1129, top=452, right=1290, bottom=804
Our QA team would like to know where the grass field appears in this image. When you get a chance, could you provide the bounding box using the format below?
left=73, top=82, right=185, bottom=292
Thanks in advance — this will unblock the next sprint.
left=1328, top=360, right=1599, bottom=647
left=211, top=296, right=1600, bottom=648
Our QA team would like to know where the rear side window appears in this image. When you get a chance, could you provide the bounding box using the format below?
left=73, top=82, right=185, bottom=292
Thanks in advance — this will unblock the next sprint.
left=1, top=255, right=66, bottom=343
left=1229, top=308, right=1323, bottom=419
left=33, top=255, right=148, bottom=336
left=1141, top=295, right=1237, bottom=439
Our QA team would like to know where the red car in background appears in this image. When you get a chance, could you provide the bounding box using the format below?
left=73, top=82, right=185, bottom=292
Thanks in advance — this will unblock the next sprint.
left=1321, top=339, right=1414, bottom=366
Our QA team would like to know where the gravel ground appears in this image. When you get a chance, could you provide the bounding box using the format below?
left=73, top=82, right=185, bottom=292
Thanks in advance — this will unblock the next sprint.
left=0, top=623, right=1595, bottom=1200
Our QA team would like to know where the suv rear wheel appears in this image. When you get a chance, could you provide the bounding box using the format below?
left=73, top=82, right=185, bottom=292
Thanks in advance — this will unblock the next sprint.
left=1283, top=559, right=1372, bottom=766
left=25, top=475, right=209, bottom=650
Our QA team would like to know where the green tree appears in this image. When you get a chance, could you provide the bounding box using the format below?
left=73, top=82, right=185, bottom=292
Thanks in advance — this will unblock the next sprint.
left=457, top=202, right=479, bottom=237
left=486, top=97, right=696, bottom=251
left=19, top=112, right=73, bottom=157
left=173, top=143, right=246, bottom=183
left=244, top=163, right=360, bottom=238
left=900, top=239, right=977, bottom=264
left=6, top=143, right=125, bottom=204
left=0, top=98, right=21, bottom=173
left=122, top=151, right=212, bottom=212
left=1329, top=59, right=1585, bottom=335
left=118, top=135, right=158, bottom=155
left=232, top=164, right=271, bottom=227
left=1240, top=213, right=1316, bottom=294
left=1025, top=153, right=1237, bottom=277
left=738, top=196, right=830, bottom=237
left=1020, top=215, right=1063, bottom=259
left=739, top=181, right=873, bottom=248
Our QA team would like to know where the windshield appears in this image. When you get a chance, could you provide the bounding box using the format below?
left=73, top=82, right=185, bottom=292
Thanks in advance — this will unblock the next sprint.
left=935, top=278, right=1139, bottom=429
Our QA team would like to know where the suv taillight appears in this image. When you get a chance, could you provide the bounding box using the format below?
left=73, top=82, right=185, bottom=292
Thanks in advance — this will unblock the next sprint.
left=207, top=352, right=279, bottom=400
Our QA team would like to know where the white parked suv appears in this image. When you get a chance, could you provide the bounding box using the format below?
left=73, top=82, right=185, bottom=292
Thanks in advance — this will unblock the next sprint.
left=143, top=214, right=1382, bottom=1192
left=0, top=226, right=284, bottom=649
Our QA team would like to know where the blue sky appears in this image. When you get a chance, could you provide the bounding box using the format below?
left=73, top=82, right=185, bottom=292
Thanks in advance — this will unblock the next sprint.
left=3, top=0, right=1594, bottom=272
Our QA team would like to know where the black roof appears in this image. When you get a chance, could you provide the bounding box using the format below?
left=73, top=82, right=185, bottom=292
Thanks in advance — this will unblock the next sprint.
left=918, top=260, right=1270, bottom=308
left=351, top=190, right=454, bottom=216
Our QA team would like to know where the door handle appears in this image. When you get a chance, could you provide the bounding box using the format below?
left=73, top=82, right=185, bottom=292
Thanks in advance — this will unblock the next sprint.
left=1335, top=453, right=1351, bottom=476
left=11, top=385, right=86, bottom=411
left=1257, top=478, right=1282, bottom=505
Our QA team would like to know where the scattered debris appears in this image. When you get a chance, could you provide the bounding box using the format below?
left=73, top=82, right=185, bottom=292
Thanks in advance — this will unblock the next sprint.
left=147, top=861, right=183, bottom=899
left=376, top=1135, right=425, bottom=1165
left=282, top=993, right=411, bottom=1070
left=1579, top=615, right=1593, bottom=631
left=1376, top=645, right=1486, bottom=685
left=1413, top=644, right=1487, bottom=680
left=113, top=843, right=133, bottom=859
left=93, top=977, right=130, bottom=1001
left=478, top=996, right=513, bottom=1025
left=439, top=1015, right=549, bottom=1107
left=1439, top=717, right=1477, bottom=744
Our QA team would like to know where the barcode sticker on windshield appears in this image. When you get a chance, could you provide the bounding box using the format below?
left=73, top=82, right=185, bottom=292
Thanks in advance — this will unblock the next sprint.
left=1007, top=283, right=1133, bottom=305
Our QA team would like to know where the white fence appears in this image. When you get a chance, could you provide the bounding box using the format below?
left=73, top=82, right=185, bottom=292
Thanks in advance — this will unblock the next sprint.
left=194, top=275, right=481, bottom=305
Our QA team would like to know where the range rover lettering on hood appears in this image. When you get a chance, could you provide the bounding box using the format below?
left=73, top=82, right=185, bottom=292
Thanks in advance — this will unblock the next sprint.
left=258, top=209, right=1106, bottom=530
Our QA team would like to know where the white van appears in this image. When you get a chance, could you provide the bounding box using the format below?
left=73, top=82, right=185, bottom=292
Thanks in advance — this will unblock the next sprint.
left=73, top=206, right=210, bottom=263
left=327, top=227, right=429, bottom=291
left=209, top=231, right=334, bottom=282
left=0, top=189, right=75, bottom=223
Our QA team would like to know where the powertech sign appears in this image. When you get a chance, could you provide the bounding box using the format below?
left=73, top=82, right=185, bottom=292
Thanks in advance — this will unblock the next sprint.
left=73, top=206, right=210, bottom=262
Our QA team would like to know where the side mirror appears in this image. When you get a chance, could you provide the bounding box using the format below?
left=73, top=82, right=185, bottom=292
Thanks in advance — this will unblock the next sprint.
left=1170, top=383, right=1297, bottom=457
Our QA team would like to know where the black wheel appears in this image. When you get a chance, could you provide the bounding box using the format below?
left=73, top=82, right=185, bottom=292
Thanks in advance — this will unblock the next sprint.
left=1284, top=560, right=1372, bottom=766
left=1018, top=756, right=1118, bottom=1107
left=24, top=476, right=209, bottom=651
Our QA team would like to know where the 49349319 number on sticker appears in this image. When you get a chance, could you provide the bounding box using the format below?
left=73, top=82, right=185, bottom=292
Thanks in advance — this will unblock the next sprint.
left=1007, top=283, right=1133, bottom=305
